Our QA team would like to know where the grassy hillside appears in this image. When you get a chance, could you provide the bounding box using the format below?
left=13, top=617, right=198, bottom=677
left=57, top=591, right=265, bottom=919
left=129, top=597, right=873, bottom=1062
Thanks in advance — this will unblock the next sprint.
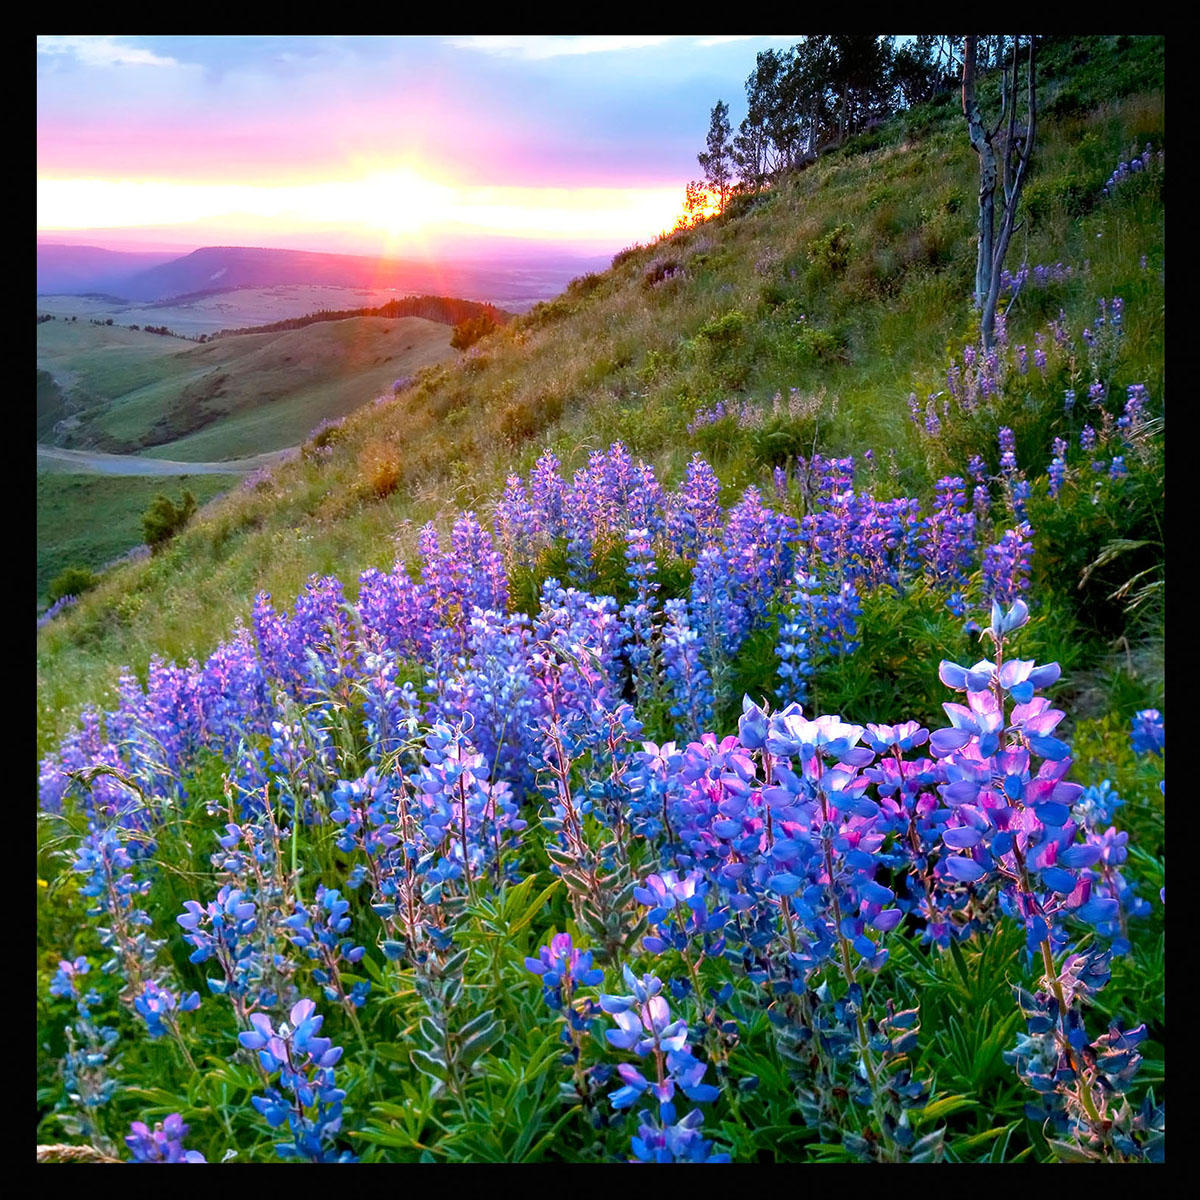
left=37, top=473, right=240, bottom=606
left=37, top=315, right=455, bottom=460
left=33, top=36, right=1166, bottom=1165
left=36, top=35, right=1164, bottom=760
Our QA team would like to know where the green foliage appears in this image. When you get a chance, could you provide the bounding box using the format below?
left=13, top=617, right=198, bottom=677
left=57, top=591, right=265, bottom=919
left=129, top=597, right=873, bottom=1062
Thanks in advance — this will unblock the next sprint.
left=47, top=565, right=100, bottom=605
left=498, top=393, right=564, bottom=444
left=141, top=489, right=198, bottom=550
left=451, top=314, right=499, bottom=352
left=696, top=309, right=747, bottom=352
left=1027, top=449, right=1164, bottom=641
left=806, top=223, right=854, bottom=282
left=813, top=581, right=973, bottom=728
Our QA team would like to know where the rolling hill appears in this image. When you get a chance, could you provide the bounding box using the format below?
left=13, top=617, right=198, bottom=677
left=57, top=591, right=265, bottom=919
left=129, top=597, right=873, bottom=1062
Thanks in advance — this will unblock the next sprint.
left=37, top=314, right=456, bottom=461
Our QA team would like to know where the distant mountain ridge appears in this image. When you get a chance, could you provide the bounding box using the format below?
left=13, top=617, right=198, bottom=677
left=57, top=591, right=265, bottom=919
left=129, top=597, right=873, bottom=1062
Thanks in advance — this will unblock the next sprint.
left=35, top=244, right=181, bottom=296
left=37, top=243, right=611, bottom=308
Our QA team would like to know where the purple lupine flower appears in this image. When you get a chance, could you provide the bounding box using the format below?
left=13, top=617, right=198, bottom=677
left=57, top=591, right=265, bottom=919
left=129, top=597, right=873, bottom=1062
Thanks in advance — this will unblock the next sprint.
left=982, top=524, right=1033, bottom=608
left=126, top=1114, right=206, bottom=1163
left=1130, top=710, right=1164, bottom=757
left=1048, top=438, right=1068, bottom=499
left=242, top=998, right=354, bottom=1162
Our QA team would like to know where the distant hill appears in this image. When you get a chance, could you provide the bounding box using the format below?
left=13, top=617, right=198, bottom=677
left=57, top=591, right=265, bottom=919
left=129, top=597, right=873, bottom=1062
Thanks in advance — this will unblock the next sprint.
left=37, top=243, right=612, bottom=309
left=36, top=244, right=181, bottom=296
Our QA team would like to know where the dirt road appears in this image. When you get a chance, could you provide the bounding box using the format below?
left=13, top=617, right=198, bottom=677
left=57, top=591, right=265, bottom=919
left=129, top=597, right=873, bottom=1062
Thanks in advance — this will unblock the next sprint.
left=37, top=444, right=297, bottom=476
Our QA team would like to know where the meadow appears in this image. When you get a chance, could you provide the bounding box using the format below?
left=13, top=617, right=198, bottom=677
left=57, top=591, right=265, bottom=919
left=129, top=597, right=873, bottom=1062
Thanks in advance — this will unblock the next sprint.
left=36, top=474, right=240, bottom=608
left=36, top=35, right=1165, bottom=1163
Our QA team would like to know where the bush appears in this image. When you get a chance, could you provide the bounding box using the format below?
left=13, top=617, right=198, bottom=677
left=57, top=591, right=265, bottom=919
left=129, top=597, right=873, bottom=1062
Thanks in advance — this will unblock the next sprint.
left=141, top=490, right=197, bottom=550
left=451, top=314, right=498, bottom=351
left=498, top=393, right=564, bottom=444
left=807, top=223, right=854, bottom=278
left=696, top=310, right=747, bottom=351
left=47, top=566, right=99, bottom=606
left=642, top=258, right=684, bottom=289
left=358, top=441, right=402, bottom=499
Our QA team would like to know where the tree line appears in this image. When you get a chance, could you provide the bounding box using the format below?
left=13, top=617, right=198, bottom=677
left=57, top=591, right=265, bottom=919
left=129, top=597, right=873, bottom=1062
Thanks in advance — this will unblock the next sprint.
left=690, top=34, right=1038, bottom=350
left=688, top=35, right=1025, bottom=211
left=208, top=295, right=512, bottom=341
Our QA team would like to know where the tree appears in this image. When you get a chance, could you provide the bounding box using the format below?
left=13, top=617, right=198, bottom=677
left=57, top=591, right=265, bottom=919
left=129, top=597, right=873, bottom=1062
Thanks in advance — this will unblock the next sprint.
left=961, top=34, right=1037, bottom=349
left=697, top=101, right=735, bottom=212
left=828, top=35, right=895, bottom=143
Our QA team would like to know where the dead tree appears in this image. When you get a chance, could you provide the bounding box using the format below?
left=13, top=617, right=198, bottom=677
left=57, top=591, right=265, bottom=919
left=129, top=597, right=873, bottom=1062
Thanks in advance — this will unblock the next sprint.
left=961, top=34, right=1037, bottom=350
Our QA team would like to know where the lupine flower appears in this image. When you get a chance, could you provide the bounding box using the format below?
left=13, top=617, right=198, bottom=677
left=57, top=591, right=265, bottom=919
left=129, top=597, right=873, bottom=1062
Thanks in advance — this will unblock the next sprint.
left=241, top=998, right=355, bottom=1162
left=1130, top=709, right=1164, bottom=757
left=126, top=1114, right=206, bottom=1163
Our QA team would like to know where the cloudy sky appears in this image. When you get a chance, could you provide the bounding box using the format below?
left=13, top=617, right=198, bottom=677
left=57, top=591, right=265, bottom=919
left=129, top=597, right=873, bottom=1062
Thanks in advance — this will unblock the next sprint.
left=37, top=34, right=800, bottom=257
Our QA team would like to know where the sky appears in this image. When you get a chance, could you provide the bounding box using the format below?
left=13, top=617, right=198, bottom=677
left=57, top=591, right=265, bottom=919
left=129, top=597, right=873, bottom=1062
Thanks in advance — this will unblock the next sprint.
left=37, top=34, right=802, bottom=259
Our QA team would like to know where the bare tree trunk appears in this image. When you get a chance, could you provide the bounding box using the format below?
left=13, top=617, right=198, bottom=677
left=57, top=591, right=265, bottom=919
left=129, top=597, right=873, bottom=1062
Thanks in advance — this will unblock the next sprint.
left=962, top=35, right=1036, bottom=350
left=962, top=37, right=997, bottom=312
left=981, top=38, right=1036, bottom=346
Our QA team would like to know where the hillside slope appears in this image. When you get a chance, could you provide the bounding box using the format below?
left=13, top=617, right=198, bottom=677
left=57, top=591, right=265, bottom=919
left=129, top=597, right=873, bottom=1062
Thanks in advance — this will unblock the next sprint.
left=38, top=315, right=455, bottom=460
left=36, top=35, right=1164, bottom=758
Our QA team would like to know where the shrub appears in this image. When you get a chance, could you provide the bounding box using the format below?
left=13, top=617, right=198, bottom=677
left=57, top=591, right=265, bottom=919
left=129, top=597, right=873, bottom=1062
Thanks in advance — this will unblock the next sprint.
left=451, top=313, right=498, bottom=351
left=642, top=258, right=684, bottom=289
left=358, top=441, right=402, bottom=499
left=141, top=490, right=197, bottom=550
left=47, top=566, right=99, bottom=606
left=610, top=243, right=644, bottom=269
left=696, top=310, right=747, bottom=351
left=807, top=223, right=854, bottom=278
left=500, top=393, right=564, bottom=444
left=302, top=418, right=346, bottom=462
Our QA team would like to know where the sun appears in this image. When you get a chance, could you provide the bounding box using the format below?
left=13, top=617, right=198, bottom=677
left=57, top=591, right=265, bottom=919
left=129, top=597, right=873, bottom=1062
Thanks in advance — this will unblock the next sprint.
left=342, top=168, right=457, bottom=239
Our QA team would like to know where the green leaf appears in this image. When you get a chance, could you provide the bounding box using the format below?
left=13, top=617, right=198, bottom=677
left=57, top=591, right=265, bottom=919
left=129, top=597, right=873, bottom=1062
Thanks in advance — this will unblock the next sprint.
left=460, top=1020, right=504, bottom=1068
left=417, top=1015, right=444, bottom=1048
left=1047, top=1138, right=1102, bottom=1163
left=410, top=1047, right=447, bottom=1081
left=949, top=936, right=971, bottom=989
left=912, top=1093, right=976, bottom=1125
left=458, top=1010, right=498, bottom=1042
left=506, top=879, right=562, bottom=938
left=908, top=1128, right=945, bottom=1162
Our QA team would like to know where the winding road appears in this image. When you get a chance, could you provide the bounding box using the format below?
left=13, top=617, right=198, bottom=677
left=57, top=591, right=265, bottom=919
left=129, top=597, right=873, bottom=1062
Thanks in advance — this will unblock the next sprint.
left=37, top=443, right=297, bottom=476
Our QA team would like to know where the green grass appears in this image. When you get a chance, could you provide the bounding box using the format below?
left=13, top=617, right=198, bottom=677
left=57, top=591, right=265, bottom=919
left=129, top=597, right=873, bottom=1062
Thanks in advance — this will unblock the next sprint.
left=36, top=35, right=1164, bottom=759
left=36, top=473, right=240, bottom=608
left=37, top=316, right=455, bottom=461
